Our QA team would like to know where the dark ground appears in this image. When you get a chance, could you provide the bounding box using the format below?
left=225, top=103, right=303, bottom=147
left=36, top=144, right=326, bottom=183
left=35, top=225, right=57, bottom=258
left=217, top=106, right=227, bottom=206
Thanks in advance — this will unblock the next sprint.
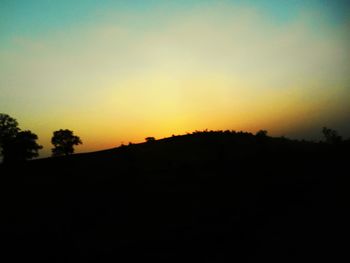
left=0, top=131, right=347, bottom=261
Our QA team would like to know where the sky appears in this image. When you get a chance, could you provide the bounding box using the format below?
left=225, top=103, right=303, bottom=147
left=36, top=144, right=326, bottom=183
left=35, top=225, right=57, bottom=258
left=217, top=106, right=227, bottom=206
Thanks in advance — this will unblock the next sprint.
left=1, top=0, right=350, bottom=157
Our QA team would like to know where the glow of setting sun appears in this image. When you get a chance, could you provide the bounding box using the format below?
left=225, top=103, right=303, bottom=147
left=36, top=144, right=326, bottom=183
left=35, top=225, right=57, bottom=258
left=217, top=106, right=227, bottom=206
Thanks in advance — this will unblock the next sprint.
left=1, top=0, right=349, bottom=157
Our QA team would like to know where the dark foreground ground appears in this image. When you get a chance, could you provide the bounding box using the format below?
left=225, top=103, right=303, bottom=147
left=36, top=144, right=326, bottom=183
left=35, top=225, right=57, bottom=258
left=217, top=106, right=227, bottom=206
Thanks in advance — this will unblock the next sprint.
left=0, top=132, right=347, bottom=261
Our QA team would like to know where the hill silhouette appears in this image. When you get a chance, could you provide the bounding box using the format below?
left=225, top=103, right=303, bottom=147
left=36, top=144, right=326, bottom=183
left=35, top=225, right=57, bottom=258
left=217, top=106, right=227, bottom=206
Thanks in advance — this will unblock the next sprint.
left=0, top=130, right=347, bottom=261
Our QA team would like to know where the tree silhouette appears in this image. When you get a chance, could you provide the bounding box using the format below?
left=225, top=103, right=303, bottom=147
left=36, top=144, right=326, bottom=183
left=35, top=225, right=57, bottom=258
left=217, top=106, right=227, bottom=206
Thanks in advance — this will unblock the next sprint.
left=0, top=114, right=20, bottom=157
left=1, top=114, right=42, bottom=163
left=51, top=129, right=82, bottom=156
left=4, top=131, right=42, bottom=163
left=322, top=127, right=342, bottom=144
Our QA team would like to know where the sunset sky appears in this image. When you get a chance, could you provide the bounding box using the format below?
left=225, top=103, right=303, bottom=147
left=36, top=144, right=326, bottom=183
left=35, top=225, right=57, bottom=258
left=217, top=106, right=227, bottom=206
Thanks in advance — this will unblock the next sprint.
left=1, top=0, right=350, bottom=157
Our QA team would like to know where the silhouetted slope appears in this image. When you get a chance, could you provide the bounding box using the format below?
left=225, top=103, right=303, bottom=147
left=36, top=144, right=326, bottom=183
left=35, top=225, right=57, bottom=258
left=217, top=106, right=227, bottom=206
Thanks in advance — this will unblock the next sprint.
left=0, top=131, right=347, bottom=261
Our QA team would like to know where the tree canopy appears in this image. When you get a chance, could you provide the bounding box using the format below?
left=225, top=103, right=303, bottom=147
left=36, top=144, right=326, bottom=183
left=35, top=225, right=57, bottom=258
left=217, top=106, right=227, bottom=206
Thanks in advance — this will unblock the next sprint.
left=0, top=114, right=19, bottom=149
left=0, top=113, right=42, bottom=163
left=51, top=129, right=82, bottom=156
left=4, top=130, right=42, bottom=163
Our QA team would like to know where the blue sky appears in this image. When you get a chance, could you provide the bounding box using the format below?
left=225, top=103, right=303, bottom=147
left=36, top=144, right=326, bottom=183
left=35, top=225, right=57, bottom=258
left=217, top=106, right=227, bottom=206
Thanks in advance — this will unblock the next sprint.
left=1, top=0, right=349, bottom=42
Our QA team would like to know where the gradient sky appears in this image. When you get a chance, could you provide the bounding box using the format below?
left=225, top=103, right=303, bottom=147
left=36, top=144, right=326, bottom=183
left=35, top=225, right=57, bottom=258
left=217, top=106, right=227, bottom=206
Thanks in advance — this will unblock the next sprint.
left=1, top=0, right=350, bottom=157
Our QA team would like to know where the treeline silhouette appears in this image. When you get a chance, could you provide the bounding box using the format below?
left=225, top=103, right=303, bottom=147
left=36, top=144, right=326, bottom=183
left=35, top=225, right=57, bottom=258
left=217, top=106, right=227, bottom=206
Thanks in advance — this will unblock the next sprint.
left=1, top=113, right=348, bottom=164
left=0, top=113, right=82, bottom=163
left=0, top=114, right=348, bottom=261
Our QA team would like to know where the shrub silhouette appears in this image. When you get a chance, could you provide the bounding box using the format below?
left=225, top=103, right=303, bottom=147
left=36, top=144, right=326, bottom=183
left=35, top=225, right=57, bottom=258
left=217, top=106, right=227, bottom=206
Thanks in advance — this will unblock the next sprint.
left=255, top=130, right=268, bottom=138
left=51, top=129, right=82, bottom=156
left=322, top=127, right=342, bottom=144
left=145, top=137, right=156, bottom=143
